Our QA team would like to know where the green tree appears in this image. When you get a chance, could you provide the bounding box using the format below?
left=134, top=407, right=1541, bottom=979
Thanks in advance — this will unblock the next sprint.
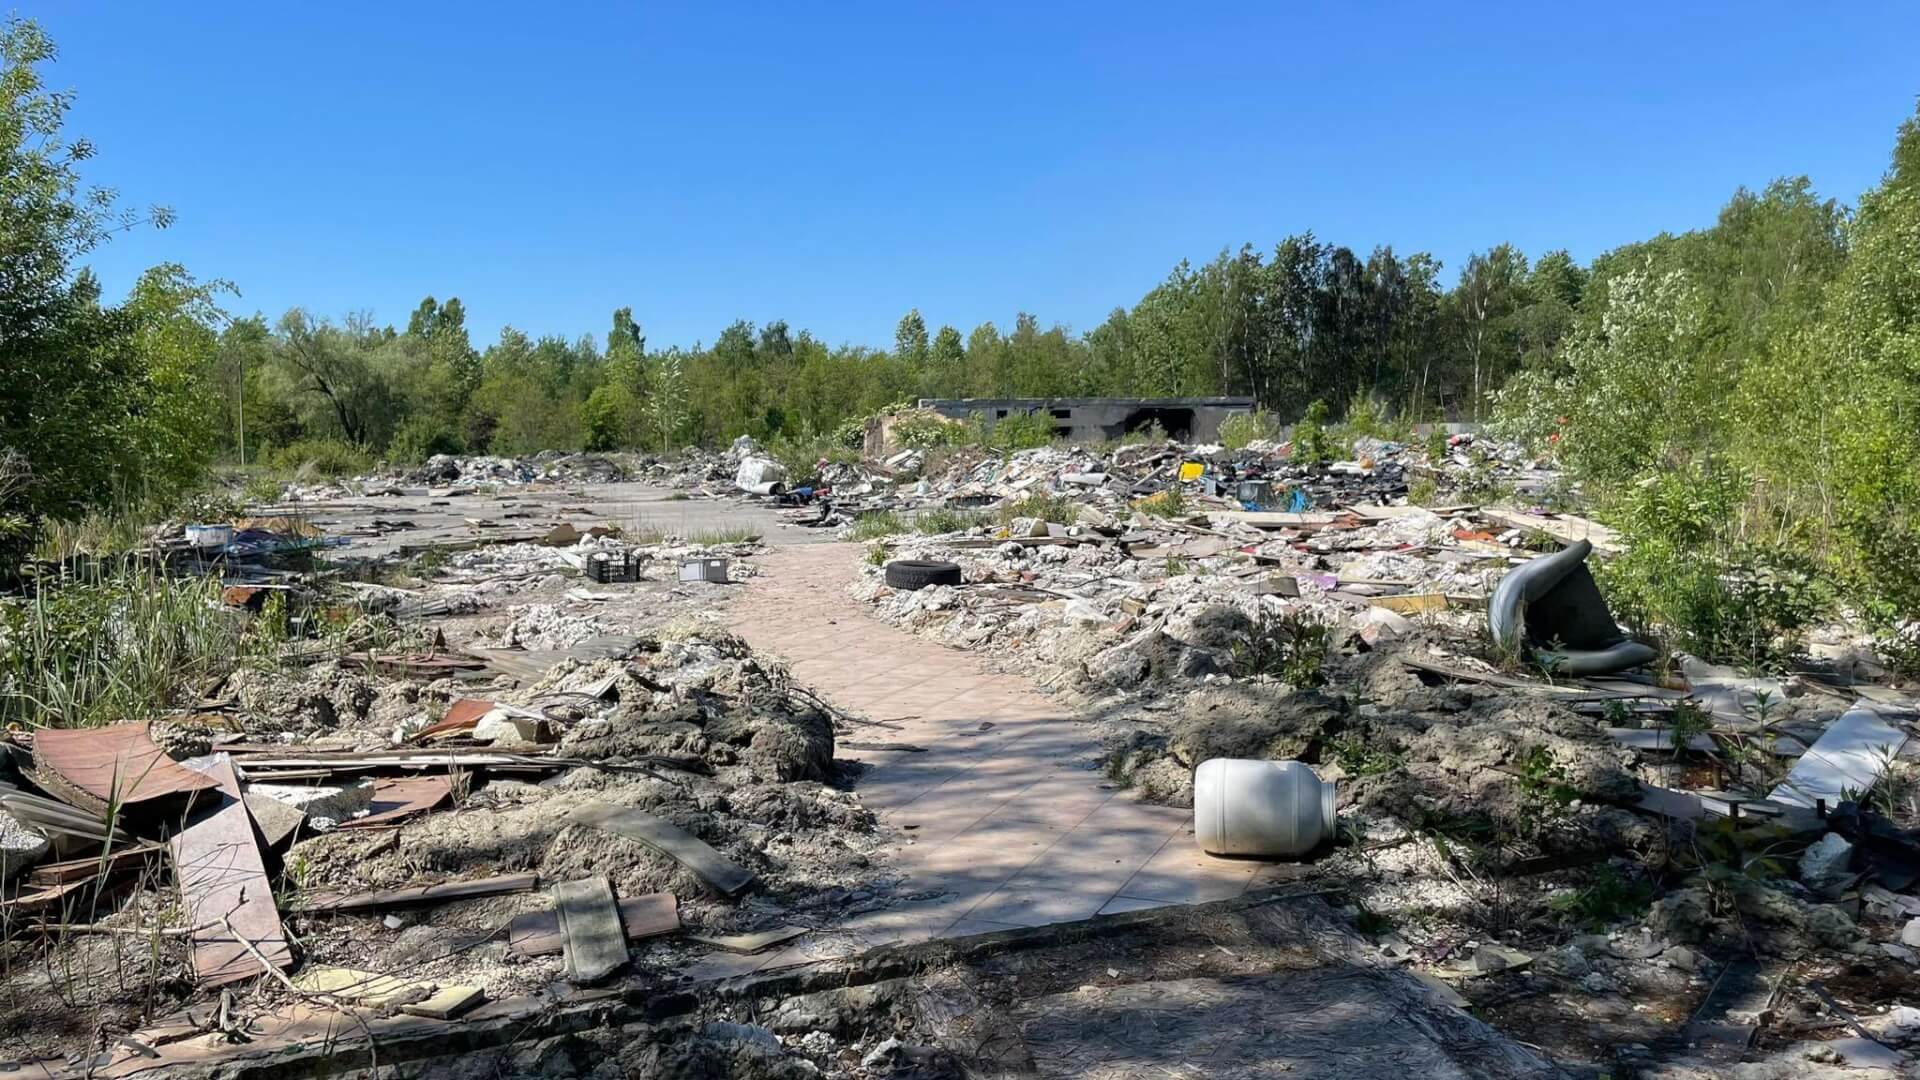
left=894, top=309, right=929, bottom=368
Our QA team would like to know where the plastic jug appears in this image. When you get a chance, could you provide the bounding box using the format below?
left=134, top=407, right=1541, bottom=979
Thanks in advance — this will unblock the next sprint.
left=1193, top=759, right=1335, bottom=857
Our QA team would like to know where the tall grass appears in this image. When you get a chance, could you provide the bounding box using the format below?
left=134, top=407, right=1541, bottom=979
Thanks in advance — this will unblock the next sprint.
left=0, top=568, right=276, bottom=729
left=848, top=511, right=907, bottom=541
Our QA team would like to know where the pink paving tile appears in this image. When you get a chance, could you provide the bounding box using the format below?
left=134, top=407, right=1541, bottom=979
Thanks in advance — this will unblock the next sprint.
left=940, top=918, right=1028, bottom=939
left=1116, top=836, right=1263, bottom=904
left=964, top=883, right=1112, bottom=928
left=978, top=783, right=1115, bottom=827
left=1097, top=894, right=1176, bottom=916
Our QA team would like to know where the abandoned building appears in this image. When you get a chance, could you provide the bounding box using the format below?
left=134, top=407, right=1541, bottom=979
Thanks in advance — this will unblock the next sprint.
left=915, top=396, right=1256, bottom=443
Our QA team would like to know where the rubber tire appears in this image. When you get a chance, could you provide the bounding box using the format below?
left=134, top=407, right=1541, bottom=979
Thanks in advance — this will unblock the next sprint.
left=885, top=559, right=963, bottom=591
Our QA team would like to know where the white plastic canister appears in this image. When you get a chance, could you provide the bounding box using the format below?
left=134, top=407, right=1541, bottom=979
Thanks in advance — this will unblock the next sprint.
left=1193, top=758, right=1336, bottom=857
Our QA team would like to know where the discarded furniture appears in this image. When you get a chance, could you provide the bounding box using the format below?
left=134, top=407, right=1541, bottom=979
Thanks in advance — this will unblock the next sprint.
left=1193, top=759, right=1335, bottom=857
left=1487, top=539, right=1655, bottom=676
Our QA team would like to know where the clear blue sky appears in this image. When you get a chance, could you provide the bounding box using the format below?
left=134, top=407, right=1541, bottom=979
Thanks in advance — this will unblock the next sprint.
left=28, top=2, right=1920, bottom=351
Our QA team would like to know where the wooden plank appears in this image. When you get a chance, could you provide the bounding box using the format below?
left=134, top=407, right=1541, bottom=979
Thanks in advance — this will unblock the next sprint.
left=687, top=924, right=809, bottom=955
left=554, top=876, right=628, bottom=984
left=292, top=872, right=538, bottom=913
left=26, top=842, right=163, bottom=887
left=1370, top=593, right=1450, bottom=615
left=291, top=966, right=435, bottom=1008
left=1478, top=507, right=1622, bottom=555
left=171, top=754, right=292, bottom=986
left=402, top=985, right=486, bottom=1020
left=571, top=803, right=755, bottom=896
left=508, top=892, right=680, bottom=957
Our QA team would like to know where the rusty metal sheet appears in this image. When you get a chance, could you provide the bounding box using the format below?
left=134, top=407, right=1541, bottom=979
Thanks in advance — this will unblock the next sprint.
left=341, top=776, right=454, bottom=828
left=409, top=698, right=496, bottom=742
left=172, top=754, right=292, bottom=986
left=32, top=723, right=219, bottom=815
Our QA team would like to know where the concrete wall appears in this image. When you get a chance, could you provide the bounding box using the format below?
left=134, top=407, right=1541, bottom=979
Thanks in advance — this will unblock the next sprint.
left=916, top=397, right=1256, bottom=444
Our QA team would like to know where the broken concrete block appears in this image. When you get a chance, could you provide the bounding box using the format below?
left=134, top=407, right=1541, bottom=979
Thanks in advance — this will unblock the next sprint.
left=250, top=780, right=374, bottom=830
left=1797, top=832, right=1855, bottom=898
left=0, top=809, right=50, bottom=881
left=473, top=710, right=541, bottom=745
left=1902, top=917, right=1920, bottom=949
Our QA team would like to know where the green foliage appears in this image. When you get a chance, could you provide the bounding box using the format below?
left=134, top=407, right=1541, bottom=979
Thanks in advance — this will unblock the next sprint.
left=1133, top=487, right=1188, bottom=518
left=1516, top=746, right=1579, bottom=810
left=889, top=412, right=962, bottom=450
left=865, top=542, right=889, bottom=566
left=1230, top=609, right=1330, bottom=686
left=388, top=413, right=464, bottom=462
left=688, top=527, right=761, bottom=545
left=267, top=437, right=372, bottom=479
left=1548, top=867, right=1655, bottom=930
left=916, top=507, right=986, bottom=535
left=1292, top=399, right=1334, bottom=465
left=997, top=491, right=1081, bottom=526
left=1594, top=464, right=1827, bottom=669
left=1328, top=734, right=1402, bottom=777
left=848, top=511, right=907, bottom=541
left=0, top=568, right=285, bottom=728
left=1217, top=410, right=1279, bottom=450
left=973, top=410, right=1058, bottom=451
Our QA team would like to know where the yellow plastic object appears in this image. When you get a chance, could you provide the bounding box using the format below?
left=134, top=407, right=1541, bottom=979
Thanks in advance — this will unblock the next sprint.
left=1177, top=461, right=1205, bottom=482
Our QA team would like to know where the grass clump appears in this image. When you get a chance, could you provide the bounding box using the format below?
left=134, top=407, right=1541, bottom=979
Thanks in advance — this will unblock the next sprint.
left=1133, top=487, right=1187, bottom=518
left=0, top=568, right=287, bottom=729
left=690, top=526, right=762, bottom=545
left=1290, top=399, right=1336, bottom=466
left=916, top=507, right=985, bottom=535
left=266, top=438, right=372, bottom=479
left=848, top=511, right=907, bottom=541
left=997, top=492, right=1080, bottom=527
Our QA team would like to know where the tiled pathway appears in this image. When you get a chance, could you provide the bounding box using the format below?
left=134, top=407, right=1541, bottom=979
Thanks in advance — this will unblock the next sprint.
left=696, top=543, right=1278, bottom=977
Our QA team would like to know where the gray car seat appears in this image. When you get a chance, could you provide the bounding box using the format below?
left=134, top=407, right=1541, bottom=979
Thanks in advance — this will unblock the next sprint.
left=1488, top=539, right=1657, bottom=676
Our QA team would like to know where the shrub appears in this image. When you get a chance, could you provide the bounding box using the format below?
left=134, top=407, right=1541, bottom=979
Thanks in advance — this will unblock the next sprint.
left=1291, top=399, right=1334, bottom=465
left=1133, top=487, right=1187, bottom=518
left=1231, top=608, right=1330, bottom=686
left=1218, top=411, right=1279, bottom=451
left=388, top=414, right=465, bottom=463
left=889, top=412, right=960, bottom=450
left=971, top=411, right=1057, bottom=451
left=267, top=438, right=372, bottom=479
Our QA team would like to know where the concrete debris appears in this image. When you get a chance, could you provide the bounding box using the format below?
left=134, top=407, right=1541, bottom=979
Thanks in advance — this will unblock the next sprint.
left=1799, top=831, right=1857, bottom=898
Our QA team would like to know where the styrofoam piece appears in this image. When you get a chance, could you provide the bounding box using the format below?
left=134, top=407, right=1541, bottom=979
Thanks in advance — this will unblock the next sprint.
left=1768, top=706, right=1908, bottom=809
left=1193, top=759, right=1335, bottom=857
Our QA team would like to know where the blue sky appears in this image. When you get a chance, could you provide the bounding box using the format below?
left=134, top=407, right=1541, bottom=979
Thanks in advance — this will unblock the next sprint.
left=28, top=2, right=1920, bottom=350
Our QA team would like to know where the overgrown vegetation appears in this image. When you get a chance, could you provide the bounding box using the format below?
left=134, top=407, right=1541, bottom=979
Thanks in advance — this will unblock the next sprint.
left=848, top=511, right=908, bottom=541
left=1217, top=410, right=1280, bottom=451
left=916, top=507, right=986, bottom=535
left=1231, top=609, right=1331, bottom=687
left=996, top=492, right=1081, bottom=527
left=0, top=569, right=284, bottom=728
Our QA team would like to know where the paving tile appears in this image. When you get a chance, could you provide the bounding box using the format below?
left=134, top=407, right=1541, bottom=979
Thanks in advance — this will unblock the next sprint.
left=940, top=917, right=1028, bottom=939
left=965, top=883, right=1112, bottom=928
left=1116, top=837, right=1262, bottom=904
left=979, top=782, right=1114, bottom=827
left=1097, top=894, right=1176, bottom=916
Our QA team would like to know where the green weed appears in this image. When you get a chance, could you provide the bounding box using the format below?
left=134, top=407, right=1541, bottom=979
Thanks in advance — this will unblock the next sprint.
left=848, top=511, right=907, bottom=541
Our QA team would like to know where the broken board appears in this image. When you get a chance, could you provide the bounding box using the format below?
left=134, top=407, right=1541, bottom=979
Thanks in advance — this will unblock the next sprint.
left=1768, top=705, right=1909, bottom=809
left=554, top=876, right=628, bottom=984
left=508, top=891, right=680, bottom=956
left=687, top=924, right=809, bottom=954
left=172, top=754, right=293, bottom=986
left=571, top=803, right=755, bottom=896
left=292, top=872, right=537, bottom=913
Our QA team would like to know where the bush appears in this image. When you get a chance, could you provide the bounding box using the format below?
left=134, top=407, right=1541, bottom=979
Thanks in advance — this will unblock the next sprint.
left=1595, top=464, right=1828, bottom=669
left=388, top=414, right=465, bottom=463
left=1291, top=399, right=1334, bottom=465
left=1231, top=609, right=1330, bottom=686
left=889, top=412, right=960, bottom=450
left=1134, top=487, right=1187, bottom=518
left=969, top=410, right=1057, bottom=451
left=848, top=511, right=907, bottom=540
left=1218, top=411, right=1279, bottom=451
left=266, top=438, right=372, bottom=479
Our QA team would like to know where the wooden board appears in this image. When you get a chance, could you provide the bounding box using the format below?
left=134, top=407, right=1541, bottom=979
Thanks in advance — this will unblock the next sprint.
left=292, top=872, right=538, bottom=913
left=554, top=876, right=628, bottom=984
left=171, top=754, right=292, bottom=986
left=508, top=891, right=680, bottom=957
left=401, top=985, right=485, bottom=1020
left=291, top=966, right=435, bottom=1008
left=687, top=924, right=809, bottom=955
left=1478, top=507, right=1622, bottom=555
left=1370, top=593, right=1450, bottom=615
left=571, top=803, right=755, bottom=896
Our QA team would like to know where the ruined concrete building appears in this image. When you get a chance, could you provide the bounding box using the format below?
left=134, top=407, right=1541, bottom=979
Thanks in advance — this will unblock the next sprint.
left=916, top=396, right=1255, bottom=443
